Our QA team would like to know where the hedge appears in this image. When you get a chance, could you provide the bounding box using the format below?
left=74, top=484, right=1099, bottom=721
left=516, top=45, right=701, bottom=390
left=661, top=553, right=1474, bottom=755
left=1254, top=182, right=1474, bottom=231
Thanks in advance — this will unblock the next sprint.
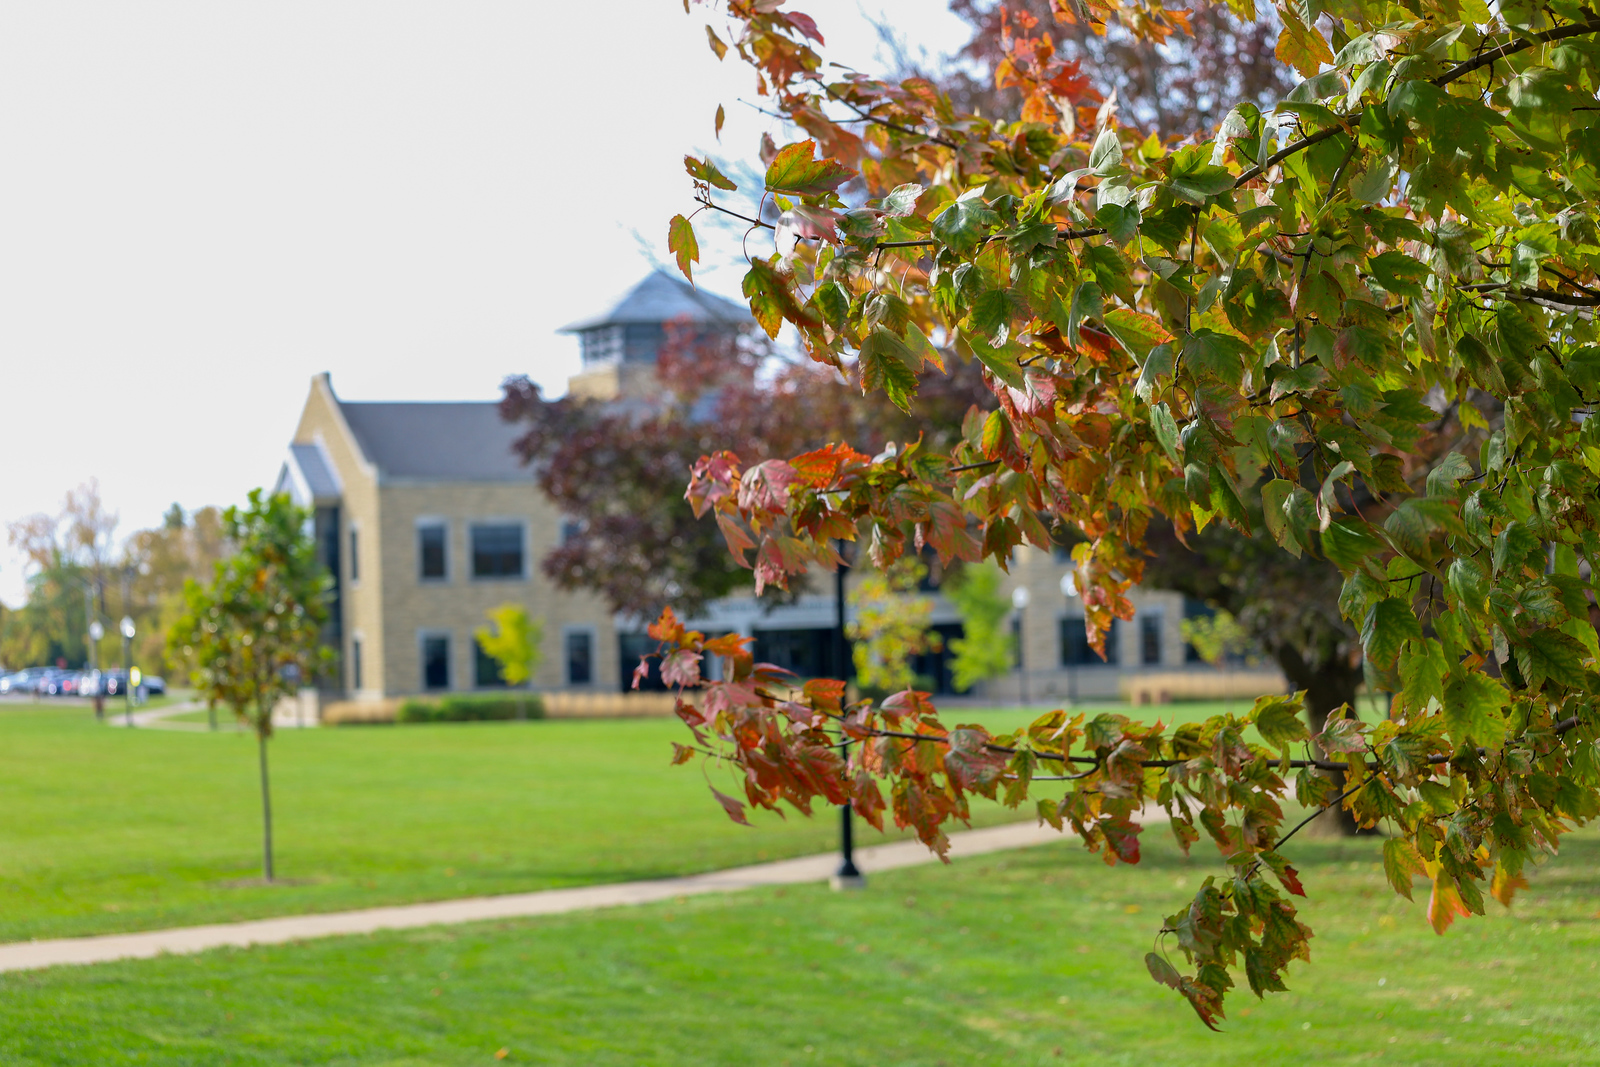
left=395, top=693, right=545, bottom=723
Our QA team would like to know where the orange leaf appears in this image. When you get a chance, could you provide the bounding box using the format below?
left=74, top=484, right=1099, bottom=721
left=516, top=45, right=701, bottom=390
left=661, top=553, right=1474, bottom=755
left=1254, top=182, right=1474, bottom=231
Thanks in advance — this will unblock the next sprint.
left=1427, top=871, right=1470, bottom=935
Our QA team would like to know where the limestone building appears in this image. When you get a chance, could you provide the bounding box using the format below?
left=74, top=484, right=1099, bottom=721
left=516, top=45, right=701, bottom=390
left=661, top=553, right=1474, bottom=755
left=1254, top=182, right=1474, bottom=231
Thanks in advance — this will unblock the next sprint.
left=276, top=271, right=1218, bottom=705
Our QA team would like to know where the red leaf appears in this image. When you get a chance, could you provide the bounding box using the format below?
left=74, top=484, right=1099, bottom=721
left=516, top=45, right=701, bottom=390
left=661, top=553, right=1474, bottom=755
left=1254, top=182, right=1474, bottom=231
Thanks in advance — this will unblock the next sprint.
left=661, top=648, right=703, bottom=688
left=764, top=140, right=853, bottom=197
left=710, top=786, right=751, bottom=826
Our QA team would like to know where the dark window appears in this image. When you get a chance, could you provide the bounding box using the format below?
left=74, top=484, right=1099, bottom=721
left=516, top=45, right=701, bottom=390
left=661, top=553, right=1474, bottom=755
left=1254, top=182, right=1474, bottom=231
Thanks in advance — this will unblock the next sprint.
left=1141, top=614, right=1163, bottom=665
left=474, top=639, right=506, bottom=687
left=1061, top=617, right=1118, bottom=666
left=351, top=637, right=363, bottom=690
left=349, top=528, right=360, bottom=582
left=566, top=630, right=593, bottom=685
left=471, top=524, right=524, bottom=578
left=422, top=635, right=450, bottom=690
left=418, top=524, right=447, bottom=580
left=560, top=520, right=584, bottom=546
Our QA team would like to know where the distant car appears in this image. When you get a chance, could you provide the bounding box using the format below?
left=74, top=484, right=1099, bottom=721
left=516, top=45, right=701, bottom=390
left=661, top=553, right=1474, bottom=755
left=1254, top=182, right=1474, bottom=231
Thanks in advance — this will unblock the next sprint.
left=0, top=668, right=48, bottom=694
left=143, top=676, right=166, bottom=696
left=38, top=669, right=77, bottom=696
left=101, top=669, right=128, bottom=696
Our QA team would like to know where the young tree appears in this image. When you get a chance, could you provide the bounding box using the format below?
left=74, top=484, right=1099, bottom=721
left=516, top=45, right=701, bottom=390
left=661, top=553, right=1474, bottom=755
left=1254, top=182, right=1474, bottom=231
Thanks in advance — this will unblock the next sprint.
left=167, top=490, right=330, bottom=883
left=649, top=0, right=1600, bottom=1025
left=475, top=603, right=545, bottom=718
left=942, top=561, right=1014, bottom=693
left=847, top=556, right=941, bottom=693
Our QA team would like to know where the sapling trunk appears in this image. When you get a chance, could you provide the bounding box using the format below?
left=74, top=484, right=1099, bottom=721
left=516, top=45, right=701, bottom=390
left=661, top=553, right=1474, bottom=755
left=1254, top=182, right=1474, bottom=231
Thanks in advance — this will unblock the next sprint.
left=257, top=712, right=275, bottom=883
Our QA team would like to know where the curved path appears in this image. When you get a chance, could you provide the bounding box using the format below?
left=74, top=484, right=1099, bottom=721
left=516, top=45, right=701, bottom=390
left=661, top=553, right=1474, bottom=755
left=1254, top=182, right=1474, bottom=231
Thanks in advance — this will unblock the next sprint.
left=0, top=821, right=1068, bottom=974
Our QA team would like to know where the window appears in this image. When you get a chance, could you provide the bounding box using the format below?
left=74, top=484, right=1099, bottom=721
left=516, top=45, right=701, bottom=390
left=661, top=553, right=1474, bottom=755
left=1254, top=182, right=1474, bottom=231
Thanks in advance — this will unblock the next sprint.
left=1061, top=617, right=1118, bottom=666
left=351, top=637, right=363, bottom=691
left=560, top=519, right=584, bottom=546
left=418, top=523, right=447, bottom=580
left=348, top=527, right=360, bottom=582
left=565, top=629, right=594, bottom=686
left=1140, top=613, right=1163, bottom=665
left=422, top=634, right=450, bottom=690
left=471, top=523, right=524, bottom=578
left=474, top=639, right=506, bottom=688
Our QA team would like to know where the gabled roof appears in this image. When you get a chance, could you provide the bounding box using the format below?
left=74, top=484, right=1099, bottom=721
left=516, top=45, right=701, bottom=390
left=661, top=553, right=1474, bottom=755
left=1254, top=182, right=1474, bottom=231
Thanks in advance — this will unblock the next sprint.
left=289, top=443, right=342, bottom=499
left=558, top=270, right=751, bottom=333
left=338, top=401, right=531, bottom=483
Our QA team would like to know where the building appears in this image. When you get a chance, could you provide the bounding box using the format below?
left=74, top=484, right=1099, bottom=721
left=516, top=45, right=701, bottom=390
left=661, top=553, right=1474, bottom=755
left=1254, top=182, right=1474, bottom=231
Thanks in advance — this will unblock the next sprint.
left=276, top=270, right=1222, bottom=706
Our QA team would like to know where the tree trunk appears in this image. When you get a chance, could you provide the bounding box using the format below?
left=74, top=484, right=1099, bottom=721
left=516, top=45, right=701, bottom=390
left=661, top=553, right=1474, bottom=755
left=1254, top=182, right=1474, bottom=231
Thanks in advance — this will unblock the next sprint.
left=257, top=729, right=275, bottom=882
left=1273, top=643, right=1365, bottom=837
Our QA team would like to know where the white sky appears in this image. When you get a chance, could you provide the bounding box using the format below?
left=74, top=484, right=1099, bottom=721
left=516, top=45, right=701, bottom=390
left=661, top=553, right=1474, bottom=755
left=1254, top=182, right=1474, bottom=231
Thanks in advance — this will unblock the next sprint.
left=0, top=0, right=972, bottom=607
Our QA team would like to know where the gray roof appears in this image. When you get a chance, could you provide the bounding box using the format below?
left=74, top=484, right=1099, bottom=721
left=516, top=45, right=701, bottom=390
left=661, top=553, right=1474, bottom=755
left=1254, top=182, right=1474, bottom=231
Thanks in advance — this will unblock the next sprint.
left=559, top=270, right=751, bottom=332
left=339, top=402, right=531, bottom=482
left=288, top=443, right=342, bottom=500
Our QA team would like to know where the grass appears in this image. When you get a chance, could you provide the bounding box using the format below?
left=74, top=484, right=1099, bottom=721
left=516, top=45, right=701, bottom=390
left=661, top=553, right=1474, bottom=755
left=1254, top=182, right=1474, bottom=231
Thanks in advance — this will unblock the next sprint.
left=3, top=828, right=1598, bottom=1065
left=1, top=702, right=1091, bottom=942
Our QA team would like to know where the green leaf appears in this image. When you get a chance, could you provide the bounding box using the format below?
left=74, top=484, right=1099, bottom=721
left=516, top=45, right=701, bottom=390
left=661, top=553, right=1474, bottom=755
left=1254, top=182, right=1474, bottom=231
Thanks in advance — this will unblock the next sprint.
left=1208, top=464, right=1251, bottom=532
left=1180, top=329, right=1250, bottom=387
left=1442, top=669, right=1508, bottom=750
left=1362, top=598, right=1422, bottom=671
left=1397, top=637, right=1447, bottom=715
left=1145, top=951, right=1183, bottom=990
left=1366, top=250, right=1430, bottom=298
left=858, top=328, right=919, bottom=413
left=1382, top=838, right=1427, bottom=901
left=1103, top=308, right=1171, bottom=360
left=1514, top=629, right=1589, bottom=692
left=764, top=140, right=853, bottom=197
left=684, top=155, right=738, bottom=191
left=667, top=214, right=698, bottom=283
left=968, top=289, right=1014, bottom=346
left=1089, top=128, right=1123, bottom=175
left=1150, top=403, right=1181, bottom=464
left=1446, top=556, right=1488, bottom=609
left=1261, top=479, right=1299, bottom=557
left=881, top=183, right=924, bottom=217
left=932, top=189, right=1000, bottom=254
left=1320, top=520, right=1383, bottom=572
left=1254, top=694, right=1310, bottom=753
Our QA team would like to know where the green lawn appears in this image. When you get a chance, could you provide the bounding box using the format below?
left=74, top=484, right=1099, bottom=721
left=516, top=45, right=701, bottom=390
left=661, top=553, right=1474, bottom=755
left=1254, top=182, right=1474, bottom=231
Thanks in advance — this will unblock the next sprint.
left=0, top=703, right=1071, bottom=942
left=3, top=829, right=1596, bottom=1065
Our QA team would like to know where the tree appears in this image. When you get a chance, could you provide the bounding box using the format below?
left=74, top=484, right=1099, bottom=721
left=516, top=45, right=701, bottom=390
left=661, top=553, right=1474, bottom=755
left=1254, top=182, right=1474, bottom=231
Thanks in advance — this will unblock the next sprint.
left=847, top=556, right=941, bottom=693
left=167, top=490, right=330, bottom=883
left=500, top=314, right=992, bottom=619
left=648, top=0, right=1600, bottom=1025
left=942, top=561, right=1014, bottom=692
left=475, top=603, right=545, bottom=718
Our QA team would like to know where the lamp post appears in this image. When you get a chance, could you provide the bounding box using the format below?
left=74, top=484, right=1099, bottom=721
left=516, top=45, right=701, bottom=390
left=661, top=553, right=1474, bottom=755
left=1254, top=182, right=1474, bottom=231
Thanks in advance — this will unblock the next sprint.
left=120, top=616, right=136, bottom=727
left=88, top=619, right=105, bottom=721
left=831, top=539, right=864, bottom=891
left=1060, top=571, right=1079, bottom=707
left=1012, top=585, right=1031, bottom=708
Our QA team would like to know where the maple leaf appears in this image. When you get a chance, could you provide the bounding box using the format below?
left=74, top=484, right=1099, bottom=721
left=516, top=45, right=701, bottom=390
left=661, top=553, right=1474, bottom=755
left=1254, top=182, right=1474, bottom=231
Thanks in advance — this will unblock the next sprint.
left=764, top=140, right=853, bottom=197
left=667, top=214, right=698, bottom=283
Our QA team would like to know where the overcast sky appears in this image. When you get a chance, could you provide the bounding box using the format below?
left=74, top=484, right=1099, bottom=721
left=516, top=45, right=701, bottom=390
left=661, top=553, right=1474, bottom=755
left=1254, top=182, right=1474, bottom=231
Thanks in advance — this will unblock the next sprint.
left=0, top=1, right=971, bottom=606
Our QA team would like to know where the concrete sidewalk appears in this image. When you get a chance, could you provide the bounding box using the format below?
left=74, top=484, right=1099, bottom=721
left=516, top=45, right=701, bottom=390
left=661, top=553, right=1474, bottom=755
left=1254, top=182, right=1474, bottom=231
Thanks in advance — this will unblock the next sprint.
left=0, top=821, right=1067, bottom=974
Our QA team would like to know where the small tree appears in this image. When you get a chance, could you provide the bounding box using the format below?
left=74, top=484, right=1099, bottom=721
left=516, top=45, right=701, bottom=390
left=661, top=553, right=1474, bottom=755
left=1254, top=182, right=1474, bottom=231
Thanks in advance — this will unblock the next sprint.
left=168, top=489, right=330, bottom=883
left=474, top=603, right=545, bottom=719
left=847, top=557, right=940, bottom=694
left=941, top=561, right=1013, bottom=694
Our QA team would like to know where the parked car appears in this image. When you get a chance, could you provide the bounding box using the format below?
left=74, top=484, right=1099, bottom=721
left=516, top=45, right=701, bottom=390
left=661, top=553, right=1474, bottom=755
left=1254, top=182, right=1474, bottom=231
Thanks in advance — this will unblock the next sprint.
left=143, top=675, right=166, bottom=696
left=100, top=669, right=128, bottom=696
left=40, top=670, right=84, bottom=697
left=2, top=668, right=51, bottom=695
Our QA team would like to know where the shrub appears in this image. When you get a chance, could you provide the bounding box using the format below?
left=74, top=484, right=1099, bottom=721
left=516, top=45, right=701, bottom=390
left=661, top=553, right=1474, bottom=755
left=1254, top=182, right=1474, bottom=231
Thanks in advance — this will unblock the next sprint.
left=396, top=693, right=545, bottom=723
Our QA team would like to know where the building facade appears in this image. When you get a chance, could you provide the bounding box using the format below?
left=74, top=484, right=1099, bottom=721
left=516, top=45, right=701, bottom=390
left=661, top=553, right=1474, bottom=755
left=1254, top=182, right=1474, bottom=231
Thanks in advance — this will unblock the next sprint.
left=277, top=271, right=1209, bottom=704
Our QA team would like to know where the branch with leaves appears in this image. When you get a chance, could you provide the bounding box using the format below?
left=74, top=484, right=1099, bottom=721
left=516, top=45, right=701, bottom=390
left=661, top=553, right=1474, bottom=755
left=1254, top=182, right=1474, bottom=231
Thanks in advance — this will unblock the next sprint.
left=662, top=0, right=1600, bottom=1027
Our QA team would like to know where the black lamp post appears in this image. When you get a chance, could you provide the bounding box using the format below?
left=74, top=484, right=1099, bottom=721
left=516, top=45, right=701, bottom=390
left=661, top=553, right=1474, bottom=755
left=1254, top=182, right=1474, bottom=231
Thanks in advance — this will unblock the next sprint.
left=1061, top=571, right=1079, bottom=707
left=120, top=615, right=136, bottom=727
left=831, top=541, right=865, bottom=891
left=1012, top=585, right=1031, bottom=708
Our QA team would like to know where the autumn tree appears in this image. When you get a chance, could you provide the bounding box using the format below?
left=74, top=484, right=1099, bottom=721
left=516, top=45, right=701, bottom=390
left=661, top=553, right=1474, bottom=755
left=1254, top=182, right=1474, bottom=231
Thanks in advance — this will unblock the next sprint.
left=847, top=556, right=942, bottom=693
left=500, top=319, right=990, bottom=618
left=645, top=0, right=1600, bottom=1025
left=168, top=490, right=330, bottom=883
